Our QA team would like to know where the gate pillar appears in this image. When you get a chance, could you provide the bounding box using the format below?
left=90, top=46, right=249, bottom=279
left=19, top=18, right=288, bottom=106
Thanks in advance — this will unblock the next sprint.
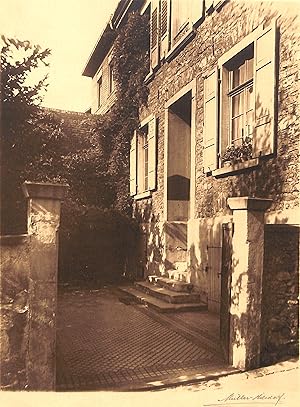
left=227, top=197, right=272, bottom=370
left=22, top=181, right=67, bottom=390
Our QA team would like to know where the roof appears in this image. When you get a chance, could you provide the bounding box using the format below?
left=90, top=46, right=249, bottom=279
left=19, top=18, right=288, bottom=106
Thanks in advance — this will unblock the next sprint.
left=82, top=0, right=140, bottom=78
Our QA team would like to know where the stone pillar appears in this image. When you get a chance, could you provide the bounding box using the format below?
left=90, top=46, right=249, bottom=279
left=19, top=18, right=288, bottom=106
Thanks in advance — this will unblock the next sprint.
left=227, top=197, right=272, bottom=370
left=22, top=181, right=67, bottom=390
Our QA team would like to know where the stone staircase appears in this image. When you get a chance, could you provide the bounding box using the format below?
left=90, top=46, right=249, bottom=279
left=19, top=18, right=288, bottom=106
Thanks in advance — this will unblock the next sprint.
left=119, top=276, right=207, bottom=313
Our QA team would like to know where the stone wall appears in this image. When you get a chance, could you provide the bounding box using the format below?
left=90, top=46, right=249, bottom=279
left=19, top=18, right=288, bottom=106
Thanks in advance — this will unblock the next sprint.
left=0, top=235, right=30, bottom=389
left=261, top=224, right=299, bottom=364
left=135, top=0, right=299, bottom=281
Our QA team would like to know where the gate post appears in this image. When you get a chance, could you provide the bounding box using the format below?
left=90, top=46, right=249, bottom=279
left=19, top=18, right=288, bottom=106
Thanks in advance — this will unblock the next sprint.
left=22, top=181, right=67, bottom=390
left=227, top=197, right=272, bottom=370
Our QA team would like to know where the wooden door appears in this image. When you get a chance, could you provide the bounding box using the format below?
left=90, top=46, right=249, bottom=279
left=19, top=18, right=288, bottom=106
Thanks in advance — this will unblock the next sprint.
left=220, top=223, right=233, bottom=363
left=207, top=224, right=222, bottom=313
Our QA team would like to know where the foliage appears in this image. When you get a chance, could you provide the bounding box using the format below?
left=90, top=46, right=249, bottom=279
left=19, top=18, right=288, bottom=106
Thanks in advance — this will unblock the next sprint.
left=59, top=207, right=141, bottom=283
left=1, top=13, right=150, bottom=281
left=104, top=12, right=150, bottom=213
left=1, top=36, right=53, bottom=233
left=113, top=12, right=149, bottom=115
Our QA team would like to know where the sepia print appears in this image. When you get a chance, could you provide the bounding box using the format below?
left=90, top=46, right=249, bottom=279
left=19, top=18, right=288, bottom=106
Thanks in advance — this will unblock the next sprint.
left=0, top=1, right=299, bottom=405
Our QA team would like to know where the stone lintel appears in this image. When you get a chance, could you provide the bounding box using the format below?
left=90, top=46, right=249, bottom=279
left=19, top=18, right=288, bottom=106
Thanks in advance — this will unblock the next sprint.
left=22, top=181, right=68, bottom=201
left=227, top=197, right=272, bottom=212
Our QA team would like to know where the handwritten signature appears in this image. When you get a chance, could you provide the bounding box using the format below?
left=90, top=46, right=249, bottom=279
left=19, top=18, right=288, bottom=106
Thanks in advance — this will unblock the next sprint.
left=204, top=392, right=286, bottom=406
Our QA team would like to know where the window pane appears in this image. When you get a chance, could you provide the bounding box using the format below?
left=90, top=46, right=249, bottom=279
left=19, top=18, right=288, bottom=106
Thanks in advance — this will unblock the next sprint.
left=245, top=85, right=254, bottom=111
left=232, top=68, right=240, bottom=88
left=232, top=92, right=244, bottom=117
left=232, top=61, right=246, bottom=88
left=232, top=116, right=243, bottom=142
left=246, top=58, right=254, bottom=81
left=245, top=110, right=254, bottom=137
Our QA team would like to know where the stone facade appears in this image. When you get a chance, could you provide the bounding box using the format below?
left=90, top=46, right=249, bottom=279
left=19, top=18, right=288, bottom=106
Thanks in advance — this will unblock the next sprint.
left=84, top=0, right=299, bottom=368
left=261, top=224, right=299, bottom=364
left=134, top=0, right=299, bottom=281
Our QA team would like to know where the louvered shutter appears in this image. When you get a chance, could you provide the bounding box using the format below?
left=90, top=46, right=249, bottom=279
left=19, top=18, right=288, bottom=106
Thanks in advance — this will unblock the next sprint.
left=203, top=69, right=219, bottom=172
left=130, top=131, right=137, bottom=196
left=160, top=0, right=170, bottom=59
left=148, top=116, right=157, bottom=190
left=150, top=0, right=160, bottom=70
left=253, top=21, right=277, bottom=157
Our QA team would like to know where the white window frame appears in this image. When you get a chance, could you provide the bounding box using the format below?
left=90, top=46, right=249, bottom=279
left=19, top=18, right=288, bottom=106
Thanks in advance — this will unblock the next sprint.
left=227, top=47, right=254, bottom=147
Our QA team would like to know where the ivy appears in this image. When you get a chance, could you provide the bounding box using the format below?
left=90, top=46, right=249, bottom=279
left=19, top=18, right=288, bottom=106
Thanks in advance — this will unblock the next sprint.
left=1, top=14, right=150, bottom=281
left=103, top=12, right=150, bottom=213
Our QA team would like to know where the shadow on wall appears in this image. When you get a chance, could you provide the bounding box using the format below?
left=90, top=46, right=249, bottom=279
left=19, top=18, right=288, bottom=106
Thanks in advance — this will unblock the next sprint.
left=261, top=224, right=299, bottom=364
left=189, top=242, right=207, bottom=301
left=133, top=201, right=167, bottom=278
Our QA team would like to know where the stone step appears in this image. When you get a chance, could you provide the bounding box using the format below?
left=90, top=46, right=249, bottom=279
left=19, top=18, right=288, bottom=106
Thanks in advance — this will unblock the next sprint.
left=148, top=276, right=193, bottom=293
left=135, top=281, right=201, bottom=304
left=118, top=286, right=207, bottom=313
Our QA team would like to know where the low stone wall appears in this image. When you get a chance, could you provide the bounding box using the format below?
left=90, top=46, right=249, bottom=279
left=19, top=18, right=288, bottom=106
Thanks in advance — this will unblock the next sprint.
left=0, top=235, right=30, bottom=389
left=261, top=224, right=299, bottom=365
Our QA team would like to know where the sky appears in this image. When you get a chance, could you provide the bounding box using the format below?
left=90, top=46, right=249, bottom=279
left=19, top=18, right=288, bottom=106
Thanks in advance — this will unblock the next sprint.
left=1, top=0, right=119, bottom=112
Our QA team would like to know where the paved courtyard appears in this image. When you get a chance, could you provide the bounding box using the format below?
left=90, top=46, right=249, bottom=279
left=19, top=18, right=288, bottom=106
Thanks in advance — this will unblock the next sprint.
left=56, top=285, right=231, bottom=391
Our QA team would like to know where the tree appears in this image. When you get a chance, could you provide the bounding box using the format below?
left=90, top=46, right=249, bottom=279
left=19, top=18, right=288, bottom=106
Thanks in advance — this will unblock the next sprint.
left=1, top=36, right=52, bottom=233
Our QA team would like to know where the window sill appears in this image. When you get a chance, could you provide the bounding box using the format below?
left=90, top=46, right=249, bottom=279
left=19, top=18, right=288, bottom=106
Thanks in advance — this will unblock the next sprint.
left=212, top=158, right=259, bottom=177
left=144, top=70, right=155, bottom=85
left=145, top=29, right=196, bottom=85
left=165, top=29, right=196, bottom=63
left=133, top=190, right=152, bottom=200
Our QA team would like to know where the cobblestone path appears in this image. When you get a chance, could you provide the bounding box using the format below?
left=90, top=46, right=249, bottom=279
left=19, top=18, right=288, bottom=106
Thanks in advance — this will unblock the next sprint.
left=56, top=286, right=227, bottom=391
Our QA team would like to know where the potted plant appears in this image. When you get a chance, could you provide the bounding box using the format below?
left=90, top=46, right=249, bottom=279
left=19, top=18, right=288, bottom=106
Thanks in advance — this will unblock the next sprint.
left=221, top=136, right=253, bottom=166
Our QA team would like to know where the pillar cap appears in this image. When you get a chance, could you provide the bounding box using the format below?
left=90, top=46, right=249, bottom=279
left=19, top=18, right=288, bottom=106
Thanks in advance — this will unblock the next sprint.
left=227, top=197, right=272, bottom=211
left=22, top=181, right=68, bottom=201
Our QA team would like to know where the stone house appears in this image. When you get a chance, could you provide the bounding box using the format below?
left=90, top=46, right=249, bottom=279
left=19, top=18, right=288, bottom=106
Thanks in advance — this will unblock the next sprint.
left=83, top=1, right=299, bottom=370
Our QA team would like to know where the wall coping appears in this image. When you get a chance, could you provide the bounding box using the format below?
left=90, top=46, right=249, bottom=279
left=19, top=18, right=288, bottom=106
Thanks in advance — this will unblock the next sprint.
left=0, top=234, right=29, bottom=246
left=227, top=197, right=273, bottom=211
left=22, top=182, right=68, bottom=201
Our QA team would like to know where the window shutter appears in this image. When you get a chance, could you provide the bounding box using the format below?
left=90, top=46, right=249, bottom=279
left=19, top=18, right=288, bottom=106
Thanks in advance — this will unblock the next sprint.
left=205, top=0, right=214, bottom=12
left=171, top=0, right=190, bottom=46
left=147, top=116, right=157, bottom=190
left=253, top=20, right=277, bottom=157
left=150, top=0, right=160, bottom=70
left=130, top=131, right=137, bottom=196
left=203, top=69, right=219, bottom=173
left=191, top=0, right=204, bottom=24
left=160, top=0, right=170, bottom=60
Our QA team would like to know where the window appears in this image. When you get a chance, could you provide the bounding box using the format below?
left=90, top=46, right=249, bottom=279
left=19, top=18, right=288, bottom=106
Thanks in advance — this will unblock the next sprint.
left=149, top=0, right=203, bottom=70
left=130, top=116, right=157, bottom=197
left=227, top=45, right=254, bottom=146
left=109, top=63, right=115, bottom=94
left=138, top=126, right=149, bottom=193
left=171, top=0, right=191, bottom=46
left=97, top=76, right=102, bottom=108
left=203, top=21, right=277, bottom=173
